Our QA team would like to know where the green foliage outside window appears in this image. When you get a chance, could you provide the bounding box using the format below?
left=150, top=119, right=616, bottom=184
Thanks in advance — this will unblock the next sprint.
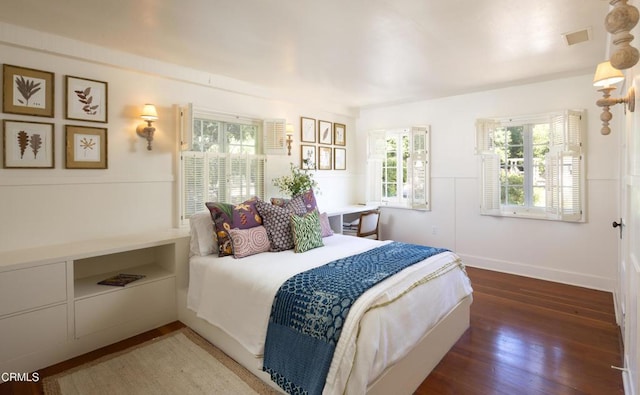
left=493, top=124, right=550, bottom=207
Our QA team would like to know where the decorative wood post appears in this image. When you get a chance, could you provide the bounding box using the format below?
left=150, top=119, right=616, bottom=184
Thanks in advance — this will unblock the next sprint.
left=606, top=0, right=640, bottom=70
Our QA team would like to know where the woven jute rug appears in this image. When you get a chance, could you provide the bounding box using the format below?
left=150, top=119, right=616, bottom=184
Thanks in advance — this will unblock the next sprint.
left=43, top=328, right=279, bottom=395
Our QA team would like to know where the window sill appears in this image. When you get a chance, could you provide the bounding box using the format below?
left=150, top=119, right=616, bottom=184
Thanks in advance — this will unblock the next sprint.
left=378, top=203, right=430, bottom=212
left=481, top=209, right=584, bottom=223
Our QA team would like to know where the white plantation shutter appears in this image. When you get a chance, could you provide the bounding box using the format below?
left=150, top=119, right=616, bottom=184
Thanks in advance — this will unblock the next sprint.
left=475, top=119, right=501, bottom=154
left=263, top=119, right=286, bottom=155
left=179, top=104, right=193, bottom=151
left=475, top=119, right=501, bottom=215
left=368, top=130, right=387, bottom=161
left=480, top=153, right=501, bottom=215
left=208, top=153, right=224, bottom=202
left=409, top=126, right=430, bottom=209
left=228, top=153, right=265, bottom=203
left=182, top=152, right=206, bottom=220
left=545, top=110, right=584, bottom=221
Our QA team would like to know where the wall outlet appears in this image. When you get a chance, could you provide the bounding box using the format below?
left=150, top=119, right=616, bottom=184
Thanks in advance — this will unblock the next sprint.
left=431, top=226, right=437, bottom=235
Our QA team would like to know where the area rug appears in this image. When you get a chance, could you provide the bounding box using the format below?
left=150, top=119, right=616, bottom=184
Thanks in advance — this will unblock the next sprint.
left=43, top=328, right=278, bottom=395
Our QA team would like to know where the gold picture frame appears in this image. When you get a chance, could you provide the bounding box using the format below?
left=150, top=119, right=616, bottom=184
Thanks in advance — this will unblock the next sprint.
left=301, top=117, right=316, bottom=143
left=65, top=125, right=108, bottom=169
left=3, top=120, right=54, bottom=168
left=334, top=123, right=346, bottom=146
left=65, top=75, right=108, bottom=123
left=318, top=120, right=332, bottom=145
left=318, top=146, right=332, bottom=170
left=3, top=64, right=54, bottom=117
left=301, top=144, right=316, bottom=170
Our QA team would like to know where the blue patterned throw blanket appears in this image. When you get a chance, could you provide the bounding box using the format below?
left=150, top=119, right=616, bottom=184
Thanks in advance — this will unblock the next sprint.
left=263, top=241, right=448, bottom=395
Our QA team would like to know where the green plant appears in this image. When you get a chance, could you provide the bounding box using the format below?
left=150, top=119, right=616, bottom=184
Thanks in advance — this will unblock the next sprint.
left=272, top=162, right=319, bottom=197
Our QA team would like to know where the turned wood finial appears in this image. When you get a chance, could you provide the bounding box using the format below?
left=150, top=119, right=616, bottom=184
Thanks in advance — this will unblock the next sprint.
left=606, top=0, right=640, bottom=69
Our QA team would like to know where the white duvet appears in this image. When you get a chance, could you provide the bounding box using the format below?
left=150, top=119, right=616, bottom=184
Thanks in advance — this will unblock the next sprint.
left=188, top=234, right=473, bottom=394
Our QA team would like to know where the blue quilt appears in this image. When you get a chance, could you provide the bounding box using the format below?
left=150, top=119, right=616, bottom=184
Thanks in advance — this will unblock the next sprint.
left=262, top=241, right=448, bottom=395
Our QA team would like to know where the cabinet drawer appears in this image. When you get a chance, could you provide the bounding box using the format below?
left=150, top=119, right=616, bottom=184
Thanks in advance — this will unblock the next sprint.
left=0, top=304, right=67, bottom=362
left=74, top=277, right=176, bottom=338
left=0, top=262, right=67, bottom=317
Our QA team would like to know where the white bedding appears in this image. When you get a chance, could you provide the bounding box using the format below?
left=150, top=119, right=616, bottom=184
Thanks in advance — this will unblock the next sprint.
left=187, top=234, right=473, bottom=394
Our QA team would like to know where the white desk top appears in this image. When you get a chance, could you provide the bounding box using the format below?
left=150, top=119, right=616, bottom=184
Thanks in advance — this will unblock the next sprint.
left=326, top=205, right=378, bottom=216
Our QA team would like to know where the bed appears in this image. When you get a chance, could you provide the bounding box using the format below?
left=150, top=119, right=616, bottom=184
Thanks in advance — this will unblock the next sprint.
left=177, top=205, right=473, bottom=395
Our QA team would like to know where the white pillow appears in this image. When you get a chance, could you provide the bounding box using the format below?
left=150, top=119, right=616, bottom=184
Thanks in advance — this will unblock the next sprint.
left=189, top=211, right=216, bottom=256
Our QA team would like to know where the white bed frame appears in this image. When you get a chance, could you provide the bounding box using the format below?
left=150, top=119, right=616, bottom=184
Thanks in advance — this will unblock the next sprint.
left=176, top=259, right=471, bottom=395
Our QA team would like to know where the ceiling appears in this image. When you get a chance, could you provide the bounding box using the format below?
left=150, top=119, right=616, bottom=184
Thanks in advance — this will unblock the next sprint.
left=0, top=0, right=611, bottom=110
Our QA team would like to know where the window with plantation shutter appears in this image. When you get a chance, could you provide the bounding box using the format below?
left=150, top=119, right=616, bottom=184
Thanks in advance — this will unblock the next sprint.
left=179, top=105, right=266, bottom=225
left=263, top=119, right=286, bottom=155
left=475, top=110, right=585, bottom=222
left=366, top=126, right=430, bottom=210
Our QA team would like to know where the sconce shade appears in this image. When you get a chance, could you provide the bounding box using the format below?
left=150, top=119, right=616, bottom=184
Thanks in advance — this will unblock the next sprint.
left=593, top=61, right=625, bottom=87
left=140, top=104, right=158, bottom=121
left=137, top=104, right=158, bottom=150
left=285, top=123, right=294, bottom=136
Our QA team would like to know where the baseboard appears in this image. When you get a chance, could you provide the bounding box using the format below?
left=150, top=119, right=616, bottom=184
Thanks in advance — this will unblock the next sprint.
left=457, top=253, right=615, bottom=292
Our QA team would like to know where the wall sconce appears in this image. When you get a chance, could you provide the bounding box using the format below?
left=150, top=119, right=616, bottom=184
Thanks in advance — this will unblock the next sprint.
left=285, top=123, right=294, bottom=156
left=593, top=61, right=635, bottom=135
left=136, top=104, right=158, bottom=150
left=605, top=0, right=639, bottom=70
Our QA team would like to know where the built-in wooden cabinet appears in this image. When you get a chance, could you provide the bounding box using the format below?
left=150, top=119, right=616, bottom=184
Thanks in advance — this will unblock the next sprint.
left=0, top=230, right=189, bottom=377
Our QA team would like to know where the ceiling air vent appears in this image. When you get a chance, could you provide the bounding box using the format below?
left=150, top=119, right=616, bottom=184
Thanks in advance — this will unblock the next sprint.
left=563, top=28, right=591, bottom=46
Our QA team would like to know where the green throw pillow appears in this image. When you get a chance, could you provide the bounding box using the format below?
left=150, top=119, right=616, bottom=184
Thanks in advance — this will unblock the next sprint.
left=291, top=210, right=324, bottom=253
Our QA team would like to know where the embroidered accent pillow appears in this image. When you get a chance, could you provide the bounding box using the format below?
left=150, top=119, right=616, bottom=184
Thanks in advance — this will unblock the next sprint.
left=270, top=197, right=290, bottom=207
left=256, top=196, right=307, bottom=251
left=291, top=210, right=324, bottom=253
left=271, top=189, right=317, bottom=212
left=300, top=189, right=318, bottom=212
left=206, top=196, right=262, bottom=257
left=319, top=212, right=334, bottom=237
left=228, top=226, right=271, bottom=258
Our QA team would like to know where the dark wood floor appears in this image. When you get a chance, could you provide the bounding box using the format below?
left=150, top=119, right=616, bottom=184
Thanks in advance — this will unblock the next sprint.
left=1, top=267, right=623, bottom=395
left=418, top=267, right=624, bottom=395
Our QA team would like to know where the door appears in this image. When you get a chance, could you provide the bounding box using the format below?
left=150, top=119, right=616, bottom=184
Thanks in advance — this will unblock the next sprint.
left=620, top=78, right=640, bottom=395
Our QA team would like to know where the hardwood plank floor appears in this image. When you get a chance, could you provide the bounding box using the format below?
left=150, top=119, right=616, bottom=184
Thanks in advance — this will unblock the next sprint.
left=0, top=267, right=623, bottom=395
left=418, top=267, right=624, bottom=395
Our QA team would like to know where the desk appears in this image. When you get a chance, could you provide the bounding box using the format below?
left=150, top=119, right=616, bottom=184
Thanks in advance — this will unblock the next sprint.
left=326, top=205, right=378, bottom=235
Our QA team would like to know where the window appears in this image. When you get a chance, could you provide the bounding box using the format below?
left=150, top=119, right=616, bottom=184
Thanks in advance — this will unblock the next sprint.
left=476, top=110, right=585, bottom=221
left=179, top=105, right=277, bottom=224
left=367, top=126, right=430, bottom=210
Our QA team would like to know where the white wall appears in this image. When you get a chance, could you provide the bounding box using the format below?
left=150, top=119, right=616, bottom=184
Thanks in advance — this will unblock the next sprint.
left=356, top=75, right=620, bottom=291
left=0, top=25, right=358, bottom=252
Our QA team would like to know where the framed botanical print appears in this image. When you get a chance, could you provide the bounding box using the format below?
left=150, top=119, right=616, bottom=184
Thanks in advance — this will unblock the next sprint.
left=65, top=125, right=108, bottom=169
left=301, top=144, right=316, bottom=170
left=334, top=123, right=346, bottom=146
left=318, top=120, right=332, bottom=145
left=3, top=120, right=54, bottom=168
left=65, top=76, right=108, bottom=123
left=318, top=146, right=332, bottom=170
left=334, top=148, right=346, bottom=170
left=301, top=117, right=316, bottom=143
left=3, top=64, right=54, bottom=117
